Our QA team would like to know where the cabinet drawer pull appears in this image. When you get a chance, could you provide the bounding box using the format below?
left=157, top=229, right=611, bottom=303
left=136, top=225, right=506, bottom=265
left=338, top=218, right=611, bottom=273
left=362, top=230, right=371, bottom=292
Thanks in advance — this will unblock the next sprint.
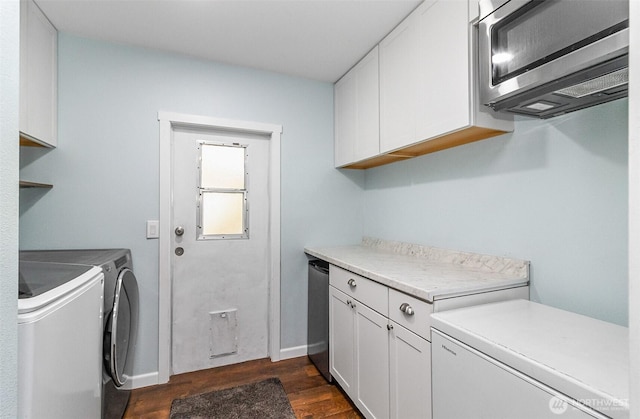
left=347, top=278, right=357, bottom=287
left=346, top=299, right=355, bottom=308
left=387, top=324, right=393, bottom=331
left=399, top=303, right=415, bottom=316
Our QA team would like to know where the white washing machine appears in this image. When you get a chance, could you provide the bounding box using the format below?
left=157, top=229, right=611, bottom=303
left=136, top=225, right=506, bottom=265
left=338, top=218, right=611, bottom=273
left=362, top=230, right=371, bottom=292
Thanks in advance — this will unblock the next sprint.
left=18, top=261, right=104, bottom=418
left=20, top=249, right=139, bottom=419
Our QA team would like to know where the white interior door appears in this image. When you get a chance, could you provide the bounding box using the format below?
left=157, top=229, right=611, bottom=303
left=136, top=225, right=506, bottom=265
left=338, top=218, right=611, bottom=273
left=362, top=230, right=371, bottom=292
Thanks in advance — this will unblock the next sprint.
left=171, top=125, right=271, bottom=375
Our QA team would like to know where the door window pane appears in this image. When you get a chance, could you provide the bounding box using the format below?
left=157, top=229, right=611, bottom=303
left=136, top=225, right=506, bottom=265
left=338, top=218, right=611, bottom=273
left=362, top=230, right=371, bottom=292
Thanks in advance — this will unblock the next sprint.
left=200, top=144, right=246, bottom=189
left=201, top=192, right=245, bottom=236
left=198, top=142, right=248, bottom=240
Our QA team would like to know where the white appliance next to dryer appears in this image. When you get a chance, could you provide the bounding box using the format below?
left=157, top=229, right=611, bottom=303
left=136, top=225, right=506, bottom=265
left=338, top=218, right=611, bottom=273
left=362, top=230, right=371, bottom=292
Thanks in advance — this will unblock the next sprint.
left=431, top=300, right=629, bottom=419
left=18, top=261, right=104, bottom=418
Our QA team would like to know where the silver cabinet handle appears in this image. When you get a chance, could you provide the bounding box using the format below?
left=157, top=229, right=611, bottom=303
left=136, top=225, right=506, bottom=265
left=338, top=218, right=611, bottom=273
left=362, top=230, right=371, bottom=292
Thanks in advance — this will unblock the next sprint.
left=346, top=299, right=355, bottom=308
left=387, top=324, right=394, bottom=331
left=347, top=278, right=357, bottom=287
left=399, top=303, right=415, bottom=316
left=175, top=226, right=185, bottom=236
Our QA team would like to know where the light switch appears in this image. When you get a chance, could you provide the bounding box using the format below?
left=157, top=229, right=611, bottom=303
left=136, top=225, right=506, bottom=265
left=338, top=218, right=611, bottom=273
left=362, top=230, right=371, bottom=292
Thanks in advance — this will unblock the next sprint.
left=146, top=220, right=159, bottom=239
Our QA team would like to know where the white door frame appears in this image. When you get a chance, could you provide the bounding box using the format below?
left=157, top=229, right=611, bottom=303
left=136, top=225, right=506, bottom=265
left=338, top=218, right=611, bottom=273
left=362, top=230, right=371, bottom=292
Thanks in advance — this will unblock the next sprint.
left=157, top=111, right=282, bottom=383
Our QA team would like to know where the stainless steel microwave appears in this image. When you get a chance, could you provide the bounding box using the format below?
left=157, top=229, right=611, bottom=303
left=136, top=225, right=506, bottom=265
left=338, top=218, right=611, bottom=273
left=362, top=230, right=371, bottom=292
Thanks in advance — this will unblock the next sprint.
left=478, top=0, right=629, bottom=119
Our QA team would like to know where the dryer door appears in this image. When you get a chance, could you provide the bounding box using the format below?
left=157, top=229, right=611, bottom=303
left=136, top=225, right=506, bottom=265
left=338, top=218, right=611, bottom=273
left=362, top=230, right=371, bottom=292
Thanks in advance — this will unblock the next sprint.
left=104, top=268, right=139, bottom=387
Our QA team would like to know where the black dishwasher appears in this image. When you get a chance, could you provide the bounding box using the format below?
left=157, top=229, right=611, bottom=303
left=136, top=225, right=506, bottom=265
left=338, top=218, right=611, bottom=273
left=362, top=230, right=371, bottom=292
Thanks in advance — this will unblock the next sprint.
left=307, top=259, right=331, bottom=382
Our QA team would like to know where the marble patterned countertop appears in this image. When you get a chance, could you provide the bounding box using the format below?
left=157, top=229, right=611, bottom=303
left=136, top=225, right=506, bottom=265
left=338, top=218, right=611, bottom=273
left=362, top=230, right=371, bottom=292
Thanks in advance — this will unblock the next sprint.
left=304, top=237, right=529, bottom=303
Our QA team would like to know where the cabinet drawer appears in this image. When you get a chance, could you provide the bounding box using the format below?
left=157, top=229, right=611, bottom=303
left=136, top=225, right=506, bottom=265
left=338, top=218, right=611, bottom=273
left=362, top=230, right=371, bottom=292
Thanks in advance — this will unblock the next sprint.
left=330, top=265, right=388, bottom=316
left=389, top=288, right=433, bottom=341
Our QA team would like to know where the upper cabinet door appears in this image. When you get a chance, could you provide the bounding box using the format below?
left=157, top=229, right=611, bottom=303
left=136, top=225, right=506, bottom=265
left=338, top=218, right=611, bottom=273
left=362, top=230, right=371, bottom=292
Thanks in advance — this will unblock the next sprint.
left=415, top=0, right=470, bottom=143
left=334, top=46, right=380, bottom=168
left=20, top=0, right=57, bottom=147
left=353, top=47, right=379, bottom=163
left=335, top=70, right=358, bottom=167
left=379, top=12, right=419, bottom=154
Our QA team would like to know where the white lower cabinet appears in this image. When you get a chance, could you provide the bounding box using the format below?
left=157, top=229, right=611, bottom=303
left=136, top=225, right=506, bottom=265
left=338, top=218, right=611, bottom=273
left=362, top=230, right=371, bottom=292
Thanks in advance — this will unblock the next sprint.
left=329, top=266, right=430, bottom=419
left=355, top=302, right=390, bottom=418
left=389, top=321, right=431, bottom=419
left=328, top=264, right=530, bottom=419
left=330, top=286, right=390, bottom=418
left=329, top=286, right=356, bottom=394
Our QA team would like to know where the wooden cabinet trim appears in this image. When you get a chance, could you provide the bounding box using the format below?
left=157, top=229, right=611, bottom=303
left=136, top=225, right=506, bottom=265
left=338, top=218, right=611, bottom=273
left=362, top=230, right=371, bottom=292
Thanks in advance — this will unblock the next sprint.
left=340, top=125, right=508, bottom=170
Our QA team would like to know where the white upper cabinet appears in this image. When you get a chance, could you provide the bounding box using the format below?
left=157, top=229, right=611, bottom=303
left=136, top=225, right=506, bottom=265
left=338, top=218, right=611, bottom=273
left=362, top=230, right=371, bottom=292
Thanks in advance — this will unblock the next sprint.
left=414, top=0, right=470, bottom=146
left=335, top=46, right=380, bottom=168
left=20, top=0, right=57, bottom=148
left=337, top=0, right=513, bottom=169
left=379, top=13, right=418, bottom=153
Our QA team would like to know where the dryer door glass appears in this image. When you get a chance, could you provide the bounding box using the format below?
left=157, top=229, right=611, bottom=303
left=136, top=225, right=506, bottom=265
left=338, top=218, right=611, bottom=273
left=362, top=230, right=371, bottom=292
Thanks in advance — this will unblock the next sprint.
left=108, top=268, right=138, bottom=387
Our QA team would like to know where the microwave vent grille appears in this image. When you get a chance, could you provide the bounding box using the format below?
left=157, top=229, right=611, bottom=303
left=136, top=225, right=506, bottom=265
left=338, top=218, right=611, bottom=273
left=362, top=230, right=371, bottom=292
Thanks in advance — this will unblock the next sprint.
left=554, top=68, right=628, bottom=99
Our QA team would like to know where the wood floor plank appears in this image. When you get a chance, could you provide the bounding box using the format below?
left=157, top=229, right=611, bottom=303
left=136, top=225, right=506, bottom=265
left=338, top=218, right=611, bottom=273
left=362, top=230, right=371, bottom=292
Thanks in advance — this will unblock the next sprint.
left=123, top=356, right=362, bottom=418
left=289, top=384, right=360, bottom=418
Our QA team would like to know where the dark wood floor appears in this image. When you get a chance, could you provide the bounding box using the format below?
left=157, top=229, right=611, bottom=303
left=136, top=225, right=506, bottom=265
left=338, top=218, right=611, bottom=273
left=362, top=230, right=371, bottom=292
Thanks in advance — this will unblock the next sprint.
left=123, top=356, right=363, bottom=418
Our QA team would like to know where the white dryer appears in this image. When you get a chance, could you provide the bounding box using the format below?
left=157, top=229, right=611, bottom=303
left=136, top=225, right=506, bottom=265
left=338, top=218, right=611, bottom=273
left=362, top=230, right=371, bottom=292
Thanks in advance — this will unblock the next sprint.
left=18, top=261, right=104, bottom=418
left=20, top=249, right=139, bottom=419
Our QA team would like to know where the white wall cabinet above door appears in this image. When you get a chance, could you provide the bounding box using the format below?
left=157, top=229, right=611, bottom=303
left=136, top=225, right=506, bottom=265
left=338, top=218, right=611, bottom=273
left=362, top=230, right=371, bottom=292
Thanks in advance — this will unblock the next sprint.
left=20, top=0, right=57, bottom=148
left=334, top=47, right=380, bottom=168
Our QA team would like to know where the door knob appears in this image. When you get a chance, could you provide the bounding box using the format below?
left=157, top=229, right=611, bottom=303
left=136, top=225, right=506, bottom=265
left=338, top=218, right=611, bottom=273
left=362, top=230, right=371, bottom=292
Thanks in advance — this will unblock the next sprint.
left=175, top=226, right=185, bottom=236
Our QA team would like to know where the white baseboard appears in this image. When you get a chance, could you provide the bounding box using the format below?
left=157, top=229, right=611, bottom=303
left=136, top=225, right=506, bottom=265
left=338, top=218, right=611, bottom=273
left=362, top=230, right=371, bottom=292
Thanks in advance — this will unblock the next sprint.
left=121, top=371, right=159, bottom=390
left=122, top=346, right=308, bottom=390
left=279, top=344, right=307, bottom=360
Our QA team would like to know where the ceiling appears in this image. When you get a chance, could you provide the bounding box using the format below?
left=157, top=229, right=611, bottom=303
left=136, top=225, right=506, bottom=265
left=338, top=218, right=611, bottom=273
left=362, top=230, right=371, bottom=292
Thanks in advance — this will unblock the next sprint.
left=35, top=0, right=422, bottom=83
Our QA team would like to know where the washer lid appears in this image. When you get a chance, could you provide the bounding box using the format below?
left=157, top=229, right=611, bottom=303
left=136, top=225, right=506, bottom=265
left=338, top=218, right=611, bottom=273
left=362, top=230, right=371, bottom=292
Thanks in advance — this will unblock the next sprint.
left=18, top=261, right=100, bottom=313
left=20, top=249, right=130, bottom=266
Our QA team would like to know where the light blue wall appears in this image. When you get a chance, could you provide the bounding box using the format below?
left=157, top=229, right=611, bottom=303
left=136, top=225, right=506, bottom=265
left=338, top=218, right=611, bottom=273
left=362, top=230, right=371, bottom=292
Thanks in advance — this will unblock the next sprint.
left=19, top=34, right=364, bottom=376
left=19, top=31, right=628, bottom=387
left=363, top=99, right=628, bottom=326
left=0, top=1, right=20, bottom=416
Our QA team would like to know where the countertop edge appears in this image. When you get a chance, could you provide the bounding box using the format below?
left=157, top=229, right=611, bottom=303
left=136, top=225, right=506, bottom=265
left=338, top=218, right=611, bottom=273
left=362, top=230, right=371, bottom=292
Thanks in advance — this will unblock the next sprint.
left=305, top=245, right=529, bottom=303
